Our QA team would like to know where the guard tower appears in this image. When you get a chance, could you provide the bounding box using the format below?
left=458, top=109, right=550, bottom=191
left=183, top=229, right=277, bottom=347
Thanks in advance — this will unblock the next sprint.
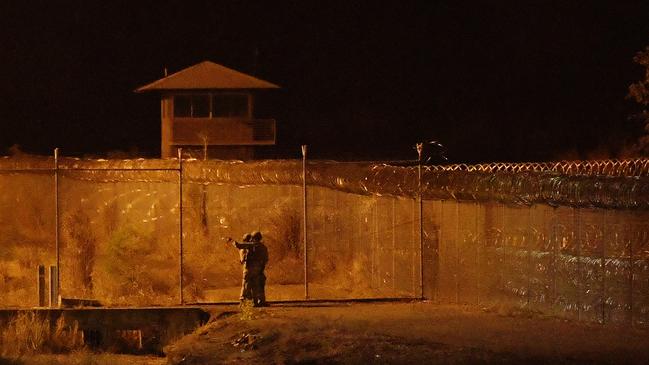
left=136, top=61, right=280, bottom=159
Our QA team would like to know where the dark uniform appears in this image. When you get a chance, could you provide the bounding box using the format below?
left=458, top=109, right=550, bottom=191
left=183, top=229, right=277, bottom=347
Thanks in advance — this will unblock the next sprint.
left=232, top=233, right=254, bottom=301
left=247, top=231, right=268, bottom=306
left=231, top=231, right=268, bottom=306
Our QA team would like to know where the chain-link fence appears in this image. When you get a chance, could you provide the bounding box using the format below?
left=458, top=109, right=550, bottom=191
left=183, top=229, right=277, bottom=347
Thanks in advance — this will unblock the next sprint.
left=305, top=187, right=421, bottom=299
left=58, top=168, right=180, bottom=306
left=423, top=201, right=649, bottom=327
left=0, top=168, right=55, bottom=307
left=0, top=154, right=647, bottom=328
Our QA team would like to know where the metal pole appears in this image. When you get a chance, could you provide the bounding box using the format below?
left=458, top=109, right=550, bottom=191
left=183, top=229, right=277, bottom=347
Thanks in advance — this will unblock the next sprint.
left=501, top=203, right=506, bottom=294
left=54, top=148, right=60, bottom=304
left=38, top=265, right=46, bottom=307
left=437, top=200, right=443, bottom=302
left=392, top=198, right=396, bottom=293
left=601, top=210, right=607, bottom=324
left=417, top=143, right=424, bottom=299
left=302, top=145, right=309, bottom=299
left=527, top=206, right=532, bottom=308
left=551, top=209, right=557, bottom=312
left=476, top=202, right=480, bottom=305
left=178, top=148, right=184, bottom=305
left=49, top=265, right=58, bottom=307
left=539, top=205, right=546, bottom=311
left=455, top=201, right=460, bottom=304
left=575, top=207, right=581, bottom=321
left=373, top=197, right=378, bottom=289
left=629, top=234, right=634, bottom=326
left=412, top=199, right=416, bottom=296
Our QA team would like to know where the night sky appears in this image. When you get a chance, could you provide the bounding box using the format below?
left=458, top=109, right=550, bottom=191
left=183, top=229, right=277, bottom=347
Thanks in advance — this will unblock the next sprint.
left=1, top=2, right=648, bottom=162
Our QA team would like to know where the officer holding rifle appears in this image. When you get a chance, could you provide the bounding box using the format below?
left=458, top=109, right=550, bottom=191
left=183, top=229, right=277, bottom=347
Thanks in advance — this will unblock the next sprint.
left=225, top=231, right=268, bottom=307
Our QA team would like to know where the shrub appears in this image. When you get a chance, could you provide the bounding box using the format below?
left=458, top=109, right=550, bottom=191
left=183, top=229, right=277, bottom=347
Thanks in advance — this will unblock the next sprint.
left=62, top=210, right=97, bottom=296
left=265, top=203, right=302, bottom=261
left=93, top=226, right=175, bottom=305
left=263, top=202, right=303, bottom=285
left=0, top=312, right=83, bottom=356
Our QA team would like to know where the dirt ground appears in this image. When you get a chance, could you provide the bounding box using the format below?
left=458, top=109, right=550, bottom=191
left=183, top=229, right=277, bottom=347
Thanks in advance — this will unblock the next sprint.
left=163, top=301, right=649, bottom=364
left=4, top=301, right=648, bottom=364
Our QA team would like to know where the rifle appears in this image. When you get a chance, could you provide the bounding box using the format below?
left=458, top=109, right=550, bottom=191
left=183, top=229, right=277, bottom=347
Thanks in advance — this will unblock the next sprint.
left=223, top=236, right=257, bottom=264
left=223, top=236, right=257, bottom=249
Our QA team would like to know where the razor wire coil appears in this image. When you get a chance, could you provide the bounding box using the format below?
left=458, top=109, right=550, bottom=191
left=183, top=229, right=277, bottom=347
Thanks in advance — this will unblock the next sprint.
left=427, top=158, right=649, bottom=177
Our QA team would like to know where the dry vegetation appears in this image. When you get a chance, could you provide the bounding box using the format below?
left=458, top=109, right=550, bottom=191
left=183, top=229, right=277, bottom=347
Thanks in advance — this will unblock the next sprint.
left=0, top=354, right=164, bottom=365
left=61, top=210, right=96, bottom=297
left=0, top=312, right=83, bottom=357
left=0, top=311, right=164, bottom=364
left=0, top=174, right=55, bottom=307
left=1, top=172, right=188, bottom=306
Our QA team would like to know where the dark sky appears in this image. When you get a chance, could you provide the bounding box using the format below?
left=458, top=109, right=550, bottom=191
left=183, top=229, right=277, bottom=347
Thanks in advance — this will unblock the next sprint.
left=1, top=2, right=648, bottom=162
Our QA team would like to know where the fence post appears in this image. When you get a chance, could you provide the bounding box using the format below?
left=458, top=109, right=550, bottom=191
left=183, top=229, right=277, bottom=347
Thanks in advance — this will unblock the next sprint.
left=540, top=205, right=547, bottom=311
left=500, top=203, right=506, bottom=297
left=37, top=265, right=46, bottom=307
left=475, top=202, right=480, bottom=306
left=527, top=206, right=532, bottom=308
left=601, top=210, right=607, bottom=324
left=575, top=207, right=581, bottom=321
left=629, top=234, right=634, bottom=326
left=392, top=198, right=396, bottom=293
left=412, top=198, right=416, bottom=296
left=417, top=143, right=424, bottom=299
left=301, top=145, right=309, bottom=300
left=54, top=148, right=60, bottom=302
left=437, top=200, right=443, bottom=302
left=178, top=148, right=184, bottom=305
left=372, top=197, right=377, bottom=290
left=551, top=209, right=557, bottom=314
left=455, top=201, right=460, bottom=304
left=49, top=265, right=58, bottom=307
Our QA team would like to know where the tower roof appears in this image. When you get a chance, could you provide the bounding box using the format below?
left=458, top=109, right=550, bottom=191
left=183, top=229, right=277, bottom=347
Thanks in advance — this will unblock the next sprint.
left=135, top=61, right=280, bottom=92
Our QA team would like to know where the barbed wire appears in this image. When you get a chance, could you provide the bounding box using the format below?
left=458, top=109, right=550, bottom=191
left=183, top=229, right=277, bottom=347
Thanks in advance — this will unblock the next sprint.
left=427, top=158, right=649, bottom=177
left=1, top=156, right=648, bottom=177
left=1, top=156, right=648, bottom=209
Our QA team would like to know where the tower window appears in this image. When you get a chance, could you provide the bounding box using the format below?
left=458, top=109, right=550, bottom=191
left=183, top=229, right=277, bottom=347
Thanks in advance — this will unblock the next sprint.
left=212, top=94, right=248, bottom=117
left=173, top=96, right=191, bottom=117
left=192, top=95, right=210, bottom=117
left=174, top=94, right=249, bottom=117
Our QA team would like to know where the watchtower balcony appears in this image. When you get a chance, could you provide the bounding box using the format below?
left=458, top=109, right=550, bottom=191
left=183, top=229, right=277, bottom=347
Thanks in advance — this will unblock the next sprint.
left=170, top=117, right=276, bottom=146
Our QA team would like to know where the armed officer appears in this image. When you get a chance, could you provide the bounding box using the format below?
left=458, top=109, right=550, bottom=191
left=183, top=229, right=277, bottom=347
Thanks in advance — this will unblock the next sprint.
left=226, top=231, right=269, bottom=307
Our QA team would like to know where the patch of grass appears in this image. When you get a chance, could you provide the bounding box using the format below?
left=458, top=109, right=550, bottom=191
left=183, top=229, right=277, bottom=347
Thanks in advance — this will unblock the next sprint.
left=0, top=312, right=83, bottom=357
left=0, top=312, right=49, bottom=356
left=239, top=300, right=256, bottom=321
left=94, top=226, right=175, bottom=306
left=0, top=352, right=165, bottom=365
left=61, top=209, right=97, bottom=297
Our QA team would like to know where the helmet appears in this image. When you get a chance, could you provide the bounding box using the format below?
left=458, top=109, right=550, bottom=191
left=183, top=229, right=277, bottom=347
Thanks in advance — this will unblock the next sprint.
left=242, top=233, right=252, bottom=242
left=251, top=231, right=262, bottom=242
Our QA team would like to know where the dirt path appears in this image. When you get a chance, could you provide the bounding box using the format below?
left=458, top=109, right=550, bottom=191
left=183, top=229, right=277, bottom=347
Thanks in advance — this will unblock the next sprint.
left=165, top=302, right=649, bottom=364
